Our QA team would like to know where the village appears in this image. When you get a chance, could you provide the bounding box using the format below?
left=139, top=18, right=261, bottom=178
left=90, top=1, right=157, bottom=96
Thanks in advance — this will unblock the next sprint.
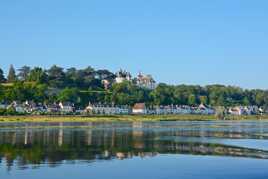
left=0, top=69, right=267, bottom=116
left=0, top=100, right=266, bottom=116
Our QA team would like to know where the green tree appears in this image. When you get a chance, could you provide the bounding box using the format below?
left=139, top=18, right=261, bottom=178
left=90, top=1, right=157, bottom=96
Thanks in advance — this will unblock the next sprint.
left=79, top=66, right=98, bottom=89
left=110, top=81, right=145, bottom=105
left=0, top=84, right=4, bottom=101
left=255, top=91, right=265, bottom=106
left=57, top=88, right=81, bottom=104
left=18, top=66, right=31, bottom=81
left=96, top=69, right=116, bottom=81
left=7, top=65, right=16, bottom=83
left=32, top=84, right=48, bottom=102
left=47, top=65, right=66, bottom=88
left=199, top=96, right=208, bottom=104
left=188, top=94, right=197, bottom=105
left=65, top=68, right=78, bottom=87
left=5, top=82, right=25, bottom=102
left=0, top=68, right=6, bottom=83
left=28, top=67, right=48, bottom=83
left=150, top=83, right=174, bottom=105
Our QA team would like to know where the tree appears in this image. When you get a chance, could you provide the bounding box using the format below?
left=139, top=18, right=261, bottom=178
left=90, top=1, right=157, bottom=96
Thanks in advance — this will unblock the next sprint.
left=18, top=66, right=31, bottom=81
left=255, top=91, right=265, bottom=106
left=188, top=95, right=197, bottom=105
left=150, top=83, right=174, bottom=105
left=199, top=96, right=208, bottom=104
left=7, top=65, right=16, bottom=82
left=0, top=84, right=4, bottom=101
left=28, top=67, right=48, bottom=83
left=47, top=65, right=66, bottom=88
left=65, top=68, right=78, bottom=87
left=31, top=84, right=48, bottom=102
left=79, top=66, right=97, bottom=88
left=5, top=82, right=25, bottom=102
left=96, top=69, right=116, bottom=81
left=57, top=88, right=80, bottom=104
left=0, top=68, right=6, bottom=83
left=110, top=81, right=148, bottom=105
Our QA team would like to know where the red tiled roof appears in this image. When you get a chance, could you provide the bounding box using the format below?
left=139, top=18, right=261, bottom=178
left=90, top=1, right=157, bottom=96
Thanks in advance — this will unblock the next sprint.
left=133, top=103, right=146, bottom=110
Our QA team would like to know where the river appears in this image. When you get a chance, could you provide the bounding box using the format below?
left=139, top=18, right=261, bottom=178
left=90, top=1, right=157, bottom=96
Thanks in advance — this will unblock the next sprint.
left=1, top=121, right=268, bottom=179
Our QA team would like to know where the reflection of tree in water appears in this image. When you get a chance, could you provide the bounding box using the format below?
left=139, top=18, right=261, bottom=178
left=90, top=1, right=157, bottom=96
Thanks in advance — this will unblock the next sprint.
left=0, top=122, right=268, bottom=171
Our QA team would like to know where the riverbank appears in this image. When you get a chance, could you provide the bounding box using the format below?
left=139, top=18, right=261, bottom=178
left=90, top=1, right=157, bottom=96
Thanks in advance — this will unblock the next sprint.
left=0, top=114, right=267, bottom=122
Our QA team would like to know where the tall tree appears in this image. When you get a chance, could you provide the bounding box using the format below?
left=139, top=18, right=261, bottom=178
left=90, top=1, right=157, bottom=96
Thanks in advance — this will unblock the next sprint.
left=150, top=83, right=174, bottom=105
left=0, top=68, right=6, bottom=83
left=18, top=66, right=31, bottom=81
left=96, top=69, right=116, bottom=81
left=28, top=67, right=48, bottom=83
left=0, top=84, right=4, bottom=101
left=47, top=65, right=66, bottom=88
left=7, top=65, right=16, bottom=83
left=57, top=88, right=80, bottom=104
left=79, top=66, right=96, bottom=88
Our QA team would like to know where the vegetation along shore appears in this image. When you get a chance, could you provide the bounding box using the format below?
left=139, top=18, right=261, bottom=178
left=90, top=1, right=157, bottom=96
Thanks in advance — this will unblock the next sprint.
left=0, top=114, right=268, bottom=123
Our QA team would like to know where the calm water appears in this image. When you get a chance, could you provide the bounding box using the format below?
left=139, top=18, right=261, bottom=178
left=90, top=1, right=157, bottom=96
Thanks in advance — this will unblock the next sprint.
left=1, top=121, right=268, bottom=179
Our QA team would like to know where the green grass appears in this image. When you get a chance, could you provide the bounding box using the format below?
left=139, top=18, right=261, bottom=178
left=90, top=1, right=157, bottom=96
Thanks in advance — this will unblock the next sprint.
left=0, top=114, right=267, bottom=123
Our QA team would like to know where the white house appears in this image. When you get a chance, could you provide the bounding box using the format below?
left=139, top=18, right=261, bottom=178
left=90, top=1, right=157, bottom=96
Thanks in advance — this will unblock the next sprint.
left=8, top=101, right=26, bottom=113
left=198, top=104, right=215, bottom=115
left=85, top=103, right=130, bottom=115
left=228, top=107, right=244, bottom=115
left=115, top=70, right=132, bottom=83
left=59, top=102, right=75, bottom=113
left=132, top=103, right=147, bottom=114
left=0, top=103, right=7, bottom=109
left=101, top=79, right=110, bottom=90
left=136, top=73, right=157, bottom=90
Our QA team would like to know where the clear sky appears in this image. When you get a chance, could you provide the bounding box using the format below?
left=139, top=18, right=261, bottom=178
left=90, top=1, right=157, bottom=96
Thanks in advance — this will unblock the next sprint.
left=0, top=0, right=268, bottom=89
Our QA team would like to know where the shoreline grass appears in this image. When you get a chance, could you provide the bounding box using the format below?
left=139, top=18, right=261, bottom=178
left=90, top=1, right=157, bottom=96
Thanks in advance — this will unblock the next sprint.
left=0, top=114, right=268, bottom=123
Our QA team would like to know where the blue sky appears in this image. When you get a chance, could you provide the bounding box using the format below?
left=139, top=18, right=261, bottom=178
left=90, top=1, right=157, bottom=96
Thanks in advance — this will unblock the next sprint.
left=0, top=0, right=268, bottom=89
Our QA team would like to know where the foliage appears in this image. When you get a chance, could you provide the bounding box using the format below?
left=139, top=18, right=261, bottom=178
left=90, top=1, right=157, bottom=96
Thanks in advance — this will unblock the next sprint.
left=47, top=65, right=66, bottom=88
left=110, top=81, right=150, bottom=105
left=0, top=68, right=6, bottom=83
left=18, top=66, right=31, bottom=81
left=0, top=65, right=268, bottom=108
left=7, top=65, right=16, bottom=82
left=28, top=67, right=48, bottom=83
left=57, top=88, right=80, bottom=104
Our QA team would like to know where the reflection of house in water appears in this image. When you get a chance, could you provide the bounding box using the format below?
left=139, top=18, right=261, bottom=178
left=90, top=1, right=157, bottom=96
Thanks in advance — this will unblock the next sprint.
left=58, top=122, right=63, bottom=146
left=85, top=122, right=93, bottom=146
left=132, top=122, right=144, bottom=149
left=24, top=124, right=29, bottom=145
left=1, top=123, right=268, bottom=170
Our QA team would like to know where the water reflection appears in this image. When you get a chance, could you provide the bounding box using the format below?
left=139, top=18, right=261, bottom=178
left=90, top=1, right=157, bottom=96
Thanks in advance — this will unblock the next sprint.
left=1, top=121, right=268, bottom=171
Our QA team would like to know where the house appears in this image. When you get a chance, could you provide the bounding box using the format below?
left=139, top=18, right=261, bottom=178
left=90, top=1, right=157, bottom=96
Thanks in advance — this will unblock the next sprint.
left=59, top=102, right=75, bottom=113
left=85, top=103, right=94, bottom=114
left=132, top=103, right=147, bottom=114
left=115, top=70, right=132, bottom=83
left=23, top=101, right=39, bottom=113
left=198, top=104, right=215, bottom=115
left=228, top=107, right=244, bottom=115
left=135, top=72, right=157, bottom=90
left=259, top=107, right=264, bottom=115
left=46, top=103, right=60, bottom=113
left=85, top=103, right=130, bottom=115
left=0, top=102, right=7, bottom=109
left=7, top=101, right=26, bottom=113
left=101, top=79, right=110, bottom=90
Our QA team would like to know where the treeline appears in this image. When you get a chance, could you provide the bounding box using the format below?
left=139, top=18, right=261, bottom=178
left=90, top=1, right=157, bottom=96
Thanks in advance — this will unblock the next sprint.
left=0, top=65, right=268, bottom=107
